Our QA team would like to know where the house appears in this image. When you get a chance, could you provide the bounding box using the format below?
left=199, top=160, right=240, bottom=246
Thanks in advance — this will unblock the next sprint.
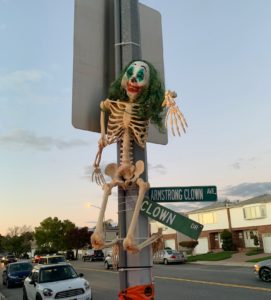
left=149, top=194, right=271, bottom=254
left=188, top=194, right=271, bottom=254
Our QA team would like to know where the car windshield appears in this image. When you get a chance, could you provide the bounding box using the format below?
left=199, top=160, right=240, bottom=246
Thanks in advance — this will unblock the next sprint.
left=166, top=250, right=173, bottom=255
left=48, top=257, right=66, bottom=264
left=40, top=265, right=78, bottom=283
left=9, top=263, right=32, bottom=273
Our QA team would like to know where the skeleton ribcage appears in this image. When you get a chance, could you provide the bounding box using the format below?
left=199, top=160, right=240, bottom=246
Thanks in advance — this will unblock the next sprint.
left=105, top=100, right=148, bottom=149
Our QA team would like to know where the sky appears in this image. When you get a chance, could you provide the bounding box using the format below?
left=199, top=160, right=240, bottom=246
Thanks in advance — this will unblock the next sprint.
left=1, top=0, right=271, bottom=235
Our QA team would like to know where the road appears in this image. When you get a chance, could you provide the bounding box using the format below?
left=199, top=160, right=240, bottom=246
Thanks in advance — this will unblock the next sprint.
left=1, top=260, right=271, bottom=299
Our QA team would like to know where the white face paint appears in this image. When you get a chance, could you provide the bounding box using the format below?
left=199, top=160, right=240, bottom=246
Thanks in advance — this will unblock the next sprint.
left=121, top=61, right=150, bottom=101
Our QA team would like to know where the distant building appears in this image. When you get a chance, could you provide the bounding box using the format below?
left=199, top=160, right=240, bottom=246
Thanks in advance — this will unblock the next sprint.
left=188, top=194, right=271, bottom=254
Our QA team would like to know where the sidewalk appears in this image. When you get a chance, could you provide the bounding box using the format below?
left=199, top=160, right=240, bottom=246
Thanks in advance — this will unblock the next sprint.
left=191, top=252, right=271, bottom=267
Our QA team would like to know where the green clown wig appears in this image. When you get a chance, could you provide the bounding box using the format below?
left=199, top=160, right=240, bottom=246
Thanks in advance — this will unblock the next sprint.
left=108, top=60, right=165, bottom=129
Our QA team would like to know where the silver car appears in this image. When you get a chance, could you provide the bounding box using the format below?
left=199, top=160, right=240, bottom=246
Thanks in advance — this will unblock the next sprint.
left=254, top=259, right=271, bottom=282
left=153, top=249, right=187, bottom=265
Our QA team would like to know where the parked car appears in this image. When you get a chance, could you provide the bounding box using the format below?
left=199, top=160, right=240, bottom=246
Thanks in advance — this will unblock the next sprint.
left=38, top=255, right=66, bottom=265
left=254, top=259, right=271, bottom=282
left=20, top=253, right=30, bottom=259
left=66, top=250, right=75, bottom=260
left=82, top=249, right=104, bottom=262
left=2, top=261, right=32, bottom=288
left=32, top=254, right=42, bottom=264
left=1, top=255, right=17, bottom=265
left=23, top=263, right=92, bottom=300
left=153, top=249, right=187, bottom=265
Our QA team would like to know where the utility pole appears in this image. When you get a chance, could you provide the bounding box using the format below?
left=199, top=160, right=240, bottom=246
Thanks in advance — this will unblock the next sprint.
left=114, top=0, right=153, bottom=291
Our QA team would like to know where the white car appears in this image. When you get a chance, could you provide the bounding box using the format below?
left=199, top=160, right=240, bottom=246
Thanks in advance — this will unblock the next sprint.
left=23, top=263, right=92, bottom=300
left=153, top=249, right=187, bottom=265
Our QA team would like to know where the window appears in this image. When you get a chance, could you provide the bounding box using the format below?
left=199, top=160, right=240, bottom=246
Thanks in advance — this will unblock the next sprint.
left=32, top=271, right=39, bottom=283
left=198, top=212, right=217, bottom=224
left=243, top=205, right=266, bottom=220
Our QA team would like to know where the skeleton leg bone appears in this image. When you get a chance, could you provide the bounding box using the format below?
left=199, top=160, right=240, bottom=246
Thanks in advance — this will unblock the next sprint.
left=91, top=181, right=117, bottom=249
left=123, top=178, right=150, bottom=253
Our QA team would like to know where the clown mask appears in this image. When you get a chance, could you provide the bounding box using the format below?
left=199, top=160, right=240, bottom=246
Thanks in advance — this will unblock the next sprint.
left=121, top=61, right=150, bottom=101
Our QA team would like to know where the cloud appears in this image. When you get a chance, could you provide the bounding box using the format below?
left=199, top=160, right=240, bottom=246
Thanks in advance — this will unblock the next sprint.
left=0, top=129, right=89, bottom=151
left=0, top=70, right=46, bottom=91
left=231, top=162, right=240, bottom=170
left=222, top=182, right=271, bottom=198
left=148, top=163, right=167, bottom=175
left=230, top=157, right=259, bottom=170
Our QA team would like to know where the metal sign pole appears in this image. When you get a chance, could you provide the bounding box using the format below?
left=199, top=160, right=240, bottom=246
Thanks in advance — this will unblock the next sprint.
left=115, top=0, right=153, bottom=291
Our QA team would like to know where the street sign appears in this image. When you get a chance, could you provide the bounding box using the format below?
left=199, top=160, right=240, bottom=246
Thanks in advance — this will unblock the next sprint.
left=149, top=186, right=217, bottom=202
left=141, top=198, right=203, bottom=240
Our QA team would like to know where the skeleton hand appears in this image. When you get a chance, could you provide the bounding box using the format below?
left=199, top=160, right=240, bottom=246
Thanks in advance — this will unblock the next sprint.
left=162, top=90, right=188, bottom=137
left=92, top=135, right=108, bottom=186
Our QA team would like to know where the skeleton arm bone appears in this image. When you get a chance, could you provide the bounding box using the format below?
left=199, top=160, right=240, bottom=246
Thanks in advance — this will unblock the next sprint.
left=92, top=100, right=110, bottom=185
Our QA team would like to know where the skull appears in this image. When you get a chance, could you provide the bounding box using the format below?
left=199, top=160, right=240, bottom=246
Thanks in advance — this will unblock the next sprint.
left=121, top=61, right=150, bottom=101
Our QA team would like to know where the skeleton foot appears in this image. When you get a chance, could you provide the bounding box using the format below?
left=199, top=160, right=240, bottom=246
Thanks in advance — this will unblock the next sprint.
left=123, top=235, right=139, bottom=254
left=91, top=232, right=105, bottom=250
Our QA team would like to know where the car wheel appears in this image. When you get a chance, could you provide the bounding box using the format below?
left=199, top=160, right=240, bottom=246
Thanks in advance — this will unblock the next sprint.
left=105, top=261, right=109, bottom=269
left=23, top=287, right=29, bottom=300
left=164, top=259, right=168, bottom=265
left=259, top=267, right=271, bottom=282
left=36, top=293, right=43, bottom=300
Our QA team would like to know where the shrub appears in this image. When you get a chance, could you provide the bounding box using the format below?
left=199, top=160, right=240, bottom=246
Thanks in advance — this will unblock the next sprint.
left=220, top=229, right=235, bottom=251
left=253, top=235, right=260, bottom=247
left=179, top=240, right=198, bottom=249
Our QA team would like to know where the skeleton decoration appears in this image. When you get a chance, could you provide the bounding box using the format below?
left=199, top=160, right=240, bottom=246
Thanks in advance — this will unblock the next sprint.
left=162, top=90, right=188, bottom=137
left=91, top=60, right=187, bottom=253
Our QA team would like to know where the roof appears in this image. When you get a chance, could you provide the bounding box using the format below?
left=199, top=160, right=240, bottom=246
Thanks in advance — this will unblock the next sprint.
left=34, top=262, right=70, bottom=270
left=187, top=194, right=271, bottom=214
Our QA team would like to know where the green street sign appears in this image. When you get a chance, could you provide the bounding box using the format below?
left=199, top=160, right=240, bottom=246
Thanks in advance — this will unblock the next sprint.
left=149, top=186, right=217, bottom=202
left=141, top=198, right=203, bottom=240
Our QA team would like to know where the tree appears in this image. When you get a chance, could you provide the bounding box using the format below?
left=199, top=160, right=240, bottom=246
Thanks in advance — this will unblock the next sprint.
left=0, top=234, right=4, bottom=253
left=220, top=229, right=235, bottom=251
left=1, top=227, right=33, bottom=257
left=6, top=225, right=32, bottom=237
left=66, top=227, right=91, bottom=259
left=35, top=217, right=76, bottom=253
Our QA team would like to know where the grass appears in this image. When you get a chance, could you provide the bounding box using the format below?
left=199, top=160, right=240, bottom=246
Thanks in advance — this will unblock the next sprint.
left=187, top=251, right=236, bottom=262
left=246, top=256, right=271, bottom=263
left=245, top=248, right=263, bottom=256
